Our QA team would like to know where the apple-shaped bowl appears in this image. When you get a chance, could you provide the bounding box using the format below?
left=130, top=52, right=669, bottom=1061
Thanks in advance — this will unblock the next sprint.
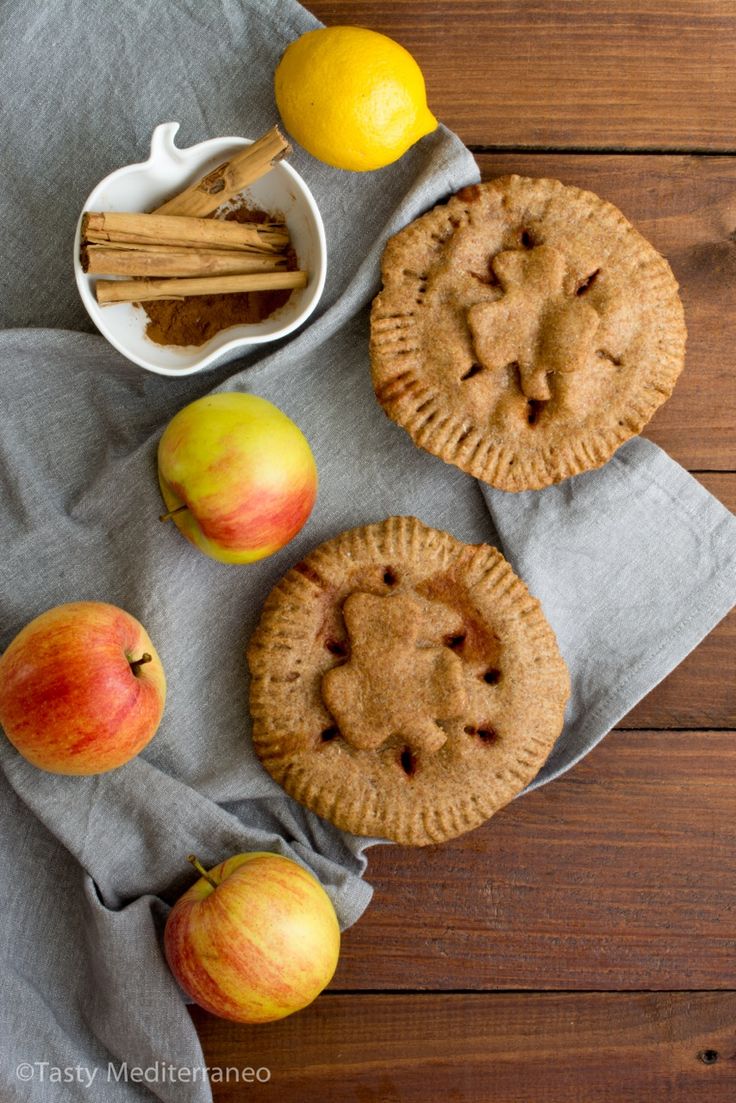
left=73, top=122, right=327, bottom=376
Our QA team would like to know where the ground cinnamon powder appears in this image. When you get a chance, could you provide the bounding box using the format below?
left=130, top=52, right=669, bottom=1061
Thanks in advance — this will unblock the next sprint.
left=142, top=205, right=295, bottom=347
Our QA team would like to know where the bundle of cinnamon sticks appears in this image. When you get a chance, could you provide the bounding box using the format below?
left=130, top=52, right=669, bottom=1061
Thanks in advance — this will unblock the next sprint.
left=81, top=126, right=308, bottom=306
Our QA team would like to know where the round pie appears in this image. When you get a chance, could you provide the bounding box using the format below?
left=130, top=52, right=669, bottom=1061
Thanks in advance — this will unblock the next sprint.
left=247, top=516, right=570, bottom=845
left=370, top=176, right=686, bottom=491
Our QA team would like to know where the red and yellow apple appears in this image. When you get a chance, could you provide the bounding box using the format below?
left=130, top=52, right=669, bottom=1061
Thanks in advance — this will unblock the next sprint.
left=164, top=852, right=341, bottom=1023
left=157, top=393, right=318, bottom=564
left=0, top=601, right=166, bottom=775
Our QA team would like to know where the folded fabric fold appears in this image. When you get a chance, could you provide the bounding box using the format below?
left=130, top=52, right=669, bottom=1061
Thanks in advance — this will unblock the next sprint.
left=482, top=437, right=736, bottom=789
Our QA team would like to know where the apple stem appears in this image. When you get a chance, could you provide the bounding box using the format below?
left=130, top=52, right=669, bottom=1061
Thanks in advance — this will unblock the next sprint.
left=187, top=853, right=218, bottom=889
left=159, top=504, right=188, bottom=523
left=129, top=653, right=152, bottom=675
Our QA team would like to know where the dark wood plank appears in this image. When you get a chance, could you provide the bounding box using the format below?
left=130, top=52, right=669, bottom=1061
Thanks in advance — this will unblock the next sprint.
left=623, top=610, right=735, bottom=729
left=698, top=473, right=736, bottom=515
left=307, top=1, right=736, bottom=151
left=330, top=731, right=736, bottom=990
left=193, top=991, right=736, bottom=1102
left=472, top=153, right=736, bottom=470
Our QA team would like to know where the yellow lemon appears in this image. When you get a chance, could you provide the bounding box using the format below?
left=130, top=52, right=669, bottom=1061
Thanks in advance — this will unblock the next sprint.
left=274, top=26, right=438, bottom=172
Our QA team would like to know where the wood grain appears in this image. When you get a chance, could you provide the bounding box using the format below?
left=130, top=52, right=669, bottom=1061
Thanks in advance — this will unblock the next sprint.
left=473, top=153, right=736, bottom=470
left=307, top=1, right=736, bottom=151
left=700, top=473, right=736, bottom=515
left=622, top=608, right=735, bottom=729
left=192, top=991, right=736, bottom=1102
left=331, top=731, right=736, bottom=990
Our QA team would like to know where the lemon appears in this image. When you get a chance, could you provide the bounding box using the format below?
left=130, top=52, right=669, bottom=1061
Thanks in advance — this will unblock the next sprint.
left=274, top=26, right=438, bottom=172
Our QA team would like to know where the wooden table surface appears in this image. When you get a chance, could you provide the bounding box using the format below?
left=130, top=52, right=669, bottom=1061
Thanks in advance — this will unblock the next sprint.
left=194, top=3, right=736, bottom=1098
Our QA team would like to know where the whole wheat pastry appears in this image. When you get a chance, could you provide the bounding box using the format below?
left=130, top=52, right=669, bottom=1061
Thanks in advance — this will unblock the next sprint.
left=370, top=176, right=686, bottom=491
left=247, top=516, right=570, bottom=845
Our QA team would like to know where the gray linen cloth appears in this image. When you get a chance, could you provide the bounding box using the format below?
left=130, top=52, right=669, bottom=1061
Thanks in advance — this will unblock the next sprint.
left=1, top=1, right=735, bottom=1100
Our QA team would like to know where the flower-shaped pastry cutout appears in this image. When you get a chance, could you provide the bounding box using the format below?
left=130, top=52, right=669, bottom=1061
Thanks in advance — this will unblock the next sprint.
left=467, top=245, right=600, bottom=401
left=321, top=591, right=466, bottom=755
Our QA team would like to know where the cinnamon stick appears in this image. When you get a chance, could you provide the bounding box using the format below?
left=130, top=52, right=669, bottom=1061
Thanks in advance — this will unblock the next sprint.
left=82, top=211, right=289, bottom=252
left=96, top=270, right=308, bottom=306
left=82, top=245, right=288, bottom=278
left=153, top=126, right=292, bottom=218
left=84, top=232, right=286, bottom=254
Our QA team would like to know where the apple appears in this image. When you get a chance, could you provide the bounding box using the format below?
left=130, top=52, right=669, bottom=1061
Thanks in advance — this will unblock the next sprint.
left=157, top=393, right=318, bottom=564
left=165, top=852, right=340, bottom=1023
left=0, top=601, right=166, bottom=775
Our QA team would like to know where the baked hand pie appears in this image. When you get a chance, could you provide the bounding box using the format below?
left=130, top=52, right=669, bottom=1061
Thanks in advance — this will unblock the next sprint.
left=247, top=516, right=570, bottom=845
left=370, top=176, right=686, bottom=491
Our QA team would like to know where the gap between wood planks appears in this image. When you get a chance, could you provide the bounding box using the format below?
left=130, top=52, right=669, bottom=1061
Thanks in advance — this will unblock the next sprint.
left=616, top=725, right=735, bottom=731
left=469, top=145, right=736, bottom=156
left=317, top=992, right=736, bottom=1001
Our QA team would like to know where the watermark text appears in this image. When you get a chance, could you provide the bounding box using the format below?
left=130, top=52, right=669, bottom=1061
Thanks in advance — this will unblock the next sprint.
left=16, top=1061, right=270, bottom=1086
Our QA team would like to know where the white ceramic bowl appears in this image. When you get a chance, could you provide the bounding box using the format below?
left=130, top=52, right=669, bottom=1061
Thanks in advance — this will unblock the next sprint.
left=74, top=122, right=327, bottom=375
